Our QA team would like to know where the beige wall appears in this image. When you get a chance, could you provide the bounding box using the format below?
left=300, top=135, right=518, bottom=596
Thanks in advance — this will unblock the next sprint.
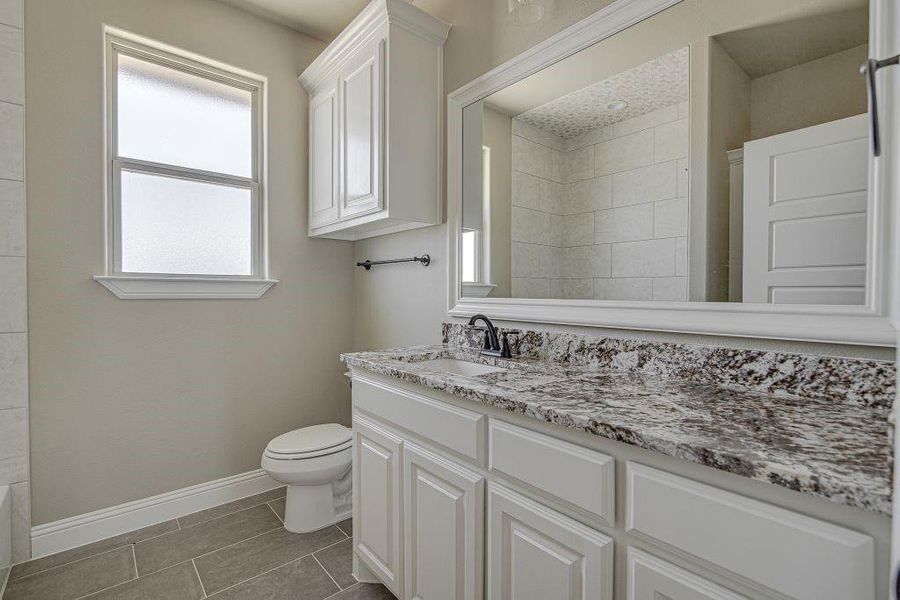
left=352, top=0, right=891, bottom=362
left=25, top=0, right=358, bottom=525
left=483, top=106, right=511, bottom=298
left=706, top=38, right=750, bottom=302
left=750, top=43, right=868, bottom=140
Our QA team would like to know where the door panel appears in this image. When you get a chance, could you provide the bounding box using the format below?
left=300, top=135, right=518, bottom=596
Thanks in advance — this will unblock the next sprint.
left=404, top=443, right=484, bottom=600
left=743, top=114, right=868, bottom=304
left=309, top=85, right=339, bottom=228
left=340, top=39, right=384, bottom=218
left=628, top=548, right=747, bottom=600
left=487, top=483, right=613, bottom=600
left=353, top=415, right=403, bottom=596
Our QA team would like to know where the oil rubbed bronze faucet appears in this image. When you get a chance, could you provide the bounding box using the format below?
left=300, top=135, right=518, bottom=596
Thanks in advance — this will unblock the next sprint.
left=467, top=314, right=512, bottom=358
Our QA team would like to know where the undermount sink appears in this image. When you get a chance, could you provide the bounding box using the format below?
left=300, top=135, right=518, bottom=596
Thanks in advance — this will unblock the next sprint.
left=418, top=357, right=507, bottom=377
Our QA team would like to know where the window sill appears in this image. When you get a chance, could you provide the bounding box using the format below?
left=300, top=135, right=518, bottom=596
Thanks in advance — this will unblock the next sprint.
left=94, top=275, right=278, bottom=300
left=461, top=282, right=497, bottom=298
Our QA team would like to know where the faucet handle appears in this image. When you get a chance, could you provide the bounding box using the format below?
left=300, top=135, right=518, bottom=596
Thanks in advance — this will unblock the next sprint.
left=499, top=332, right=513, bottom=359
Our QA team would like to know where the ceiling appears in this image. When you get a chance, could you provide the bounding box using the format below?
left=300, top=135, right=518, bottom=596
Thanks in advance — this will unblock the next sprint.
left=216, top=0, right=371, bottom=42
left=510, top=48, right=688, bottom=139
left=714, top=6, right=868, bottom=79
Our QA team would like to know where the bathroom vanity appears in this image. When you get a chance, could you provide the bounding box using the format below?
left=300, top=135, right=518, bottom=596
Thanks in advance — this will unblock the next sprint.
left=343, top=325, right=892, bottom=600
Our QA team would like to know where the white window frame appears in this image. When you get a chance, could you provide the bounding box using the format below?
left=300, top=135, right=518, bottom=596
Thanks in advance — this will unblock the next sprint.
left=94, top=27, right=277, bottom=299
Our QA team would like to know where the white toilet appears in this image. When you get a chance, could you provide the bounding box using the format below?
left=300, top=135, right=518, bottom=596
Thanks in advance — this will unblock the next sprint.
left=261, top=423, right=353, bottom=533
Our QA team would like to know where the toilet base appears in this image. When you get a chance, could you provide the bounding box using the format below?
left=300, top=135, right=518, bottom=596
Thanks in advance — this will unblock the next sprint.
left=283, top=469, right=352, bottom=533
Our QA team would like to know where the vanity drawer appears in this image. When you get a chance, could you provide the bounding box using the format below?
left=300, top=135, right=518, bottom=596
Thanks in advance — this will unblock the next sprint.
left=352, top=374, right=486, bottom=464
left=489, top=420, right=614, bottom=524
left=625, top=463, right=874, bottom=600
left=627, top=547, right=747, bottom=600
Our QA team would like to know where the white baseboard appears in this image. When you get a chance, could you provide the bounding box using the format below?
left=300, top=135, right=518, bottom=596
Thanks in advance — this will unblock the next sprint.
left=30, top=469, right=280, bottom=559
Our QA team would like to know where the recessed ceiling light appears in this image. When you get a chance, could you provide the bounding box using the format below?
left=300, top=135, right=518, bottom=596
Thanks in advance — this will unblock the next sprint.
left=607, top=100, right=628, bottom=111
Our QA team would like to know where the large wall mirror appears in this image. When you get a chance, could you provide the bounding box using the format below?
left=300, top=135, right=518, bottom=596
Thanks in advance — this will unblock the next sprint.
left=448, top=0, right=896, bottom=346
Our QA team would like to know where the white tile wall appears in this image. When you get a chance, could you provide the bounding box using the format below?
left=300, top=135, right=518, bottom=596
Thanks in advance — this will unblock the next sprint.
left=594, top=129, right=653, bottom=176
left=594, top=277, right=652, bottom=301
left=566, top=176, right=611, bottom=214
left=0, top=0, right=28, bottom=563
left=0, top=332, right=26, bottom=409
left=0, top=179, right=23, bottom=256
left=612, top=238, right=677, bottom=278
left=512, top=171, right=540, bottom=210
left=595, top=204, right=654, bottom=244
left=612, top=161, right=677, bottom=207
left=511, top=277, right=551, bottom=298
left=652, top=276, right=688, bottom=301
left=512, top=206, right=550, bottom=245
left=511, top=102, right=688, bottom=300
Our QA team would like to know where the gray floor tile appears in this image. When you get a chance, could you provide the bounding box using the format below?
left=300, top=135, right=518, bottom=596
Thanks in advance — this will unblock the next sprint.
left=313, top=539, right=354, bottom=588
left=9, top=521, right=178, bottom=581
left=195, top=525, right=345, bottom=595
left=177, top=487, right=286, bottom=529
left=268, top=497, right=285, bottom=521
left=134, top=504, right=280, bottom=576
left=207, top=555, right=338, bottom=600
left=2, top=546, right=135, bottom=600
left=82, top=561, right=203, bottom=600
left=329, top=583, right=395, bottom=600
left=336, top=518, right=352, bottom=538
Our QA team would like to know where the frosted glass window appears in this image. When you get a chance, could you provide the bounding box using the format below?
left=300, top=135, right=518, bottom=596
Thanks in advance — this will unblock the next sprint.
left=120, top=171, right=253, bottom=276
left=117, top=53, right=253, bottom=177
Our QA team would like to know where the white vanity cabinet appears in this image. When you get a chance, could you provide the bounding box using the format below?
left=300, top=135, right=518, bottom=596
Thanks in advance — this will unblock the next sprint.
left=350, top=370, right=879, bottom=600
left=299, top=0, right=449, bottom=240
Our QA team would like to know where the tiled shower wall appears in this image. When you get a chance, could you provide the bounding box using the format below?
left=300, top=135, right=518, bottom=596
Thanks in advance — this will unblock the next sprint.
left=0, top=0, right=29, bottom=564
left=511, top=102, right=689, bottom=300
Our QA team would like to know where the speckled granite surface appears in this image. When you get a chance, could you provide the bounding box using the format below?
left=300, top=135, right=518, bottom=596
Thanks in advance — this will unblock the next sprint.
left=444, top=323, right=895, bottom=409
left=342, top=338, right=893, bottom=515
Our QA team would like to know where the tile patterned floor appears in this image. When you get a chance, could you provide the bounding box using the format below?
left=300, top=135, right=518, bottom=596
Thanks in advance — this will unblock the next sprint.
left=2, top=488, right=394, bottom=600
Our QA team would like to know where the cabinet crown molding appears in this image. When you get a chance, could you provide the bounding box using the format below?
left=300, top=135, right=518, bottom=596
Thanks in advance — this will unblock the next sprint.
left=299, top=0, right=450, bottom=92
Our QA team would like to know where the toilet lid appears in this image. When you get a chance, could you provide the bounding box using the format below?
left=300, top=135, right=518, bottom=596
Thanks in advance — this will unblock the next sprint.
left=266, top=423, right=352, bottom=456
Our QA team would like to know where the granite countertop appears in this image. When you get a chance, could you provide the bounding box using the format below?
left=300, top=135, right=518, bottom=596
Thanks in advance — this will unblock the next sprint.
left=342, top=344, right=893, bottom=516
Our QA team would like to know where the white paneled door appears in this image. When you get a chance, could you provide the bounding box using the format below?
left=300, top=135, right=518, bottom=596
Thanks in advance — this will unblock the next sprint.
left=627, top=548, right=747, bottom=600
left=403, top=443, right=484, bottom=600
left=339, top=38, right=384, bottom=219
left=353, top=415, right=403, bottom=597
left=742, top=114, right=868, bottom=305
left=487, top=483, right=613, bottom=600
left=309, top=84, right=339, bottom=228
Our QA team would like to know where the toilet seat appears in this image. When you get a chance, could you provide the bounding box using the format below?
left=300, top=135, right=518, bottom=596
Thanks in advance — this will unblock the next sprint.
left=264, top=424, right=352, bottom=460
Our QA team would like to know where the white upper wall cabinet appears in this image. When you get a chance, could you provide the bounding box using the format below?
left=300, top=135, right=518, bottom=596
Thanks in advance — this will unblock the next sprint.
left=300, top=0, right=450, bottom=240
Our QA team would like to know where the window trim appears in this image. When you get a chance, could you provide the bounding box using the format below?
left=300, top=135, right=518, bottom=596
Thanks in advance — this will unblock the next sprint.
left=95, top=27, right=277, bottom=299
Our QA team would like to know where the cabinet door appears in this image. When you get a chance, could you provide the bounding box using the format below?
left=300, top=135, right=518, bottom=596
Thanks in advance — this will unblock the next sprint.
left=353, top=415, right=403, bottom=596
left=339, top=38, right=384, bottom=219
left=404, top=443, right=484, bottom=600
left=488, top=483, right=613, bottom=600
left=627, top=548, right=747, bottom=600
left=309, top=84, right=339, bottom=228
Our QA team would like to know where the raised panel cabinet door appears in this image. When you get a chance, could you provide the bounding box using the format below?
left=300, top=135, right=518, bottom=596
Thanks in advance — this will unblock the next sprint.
left=309, top=84, right=339, bottom=228
left=353, top=414, right=403, bottom=596
left=487, top=483, right=613, bottom=600
left=627, top=548, right=748, bottom=600
left=339, top=38, right=385, bottom=219
left=403, top=442, right=484, bottom=600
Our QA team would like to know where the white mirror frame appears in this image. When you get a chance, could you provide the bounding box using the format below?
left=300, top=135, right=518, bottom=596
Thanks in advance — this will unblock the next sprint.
left=447, top=0, right=898, bottom=347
